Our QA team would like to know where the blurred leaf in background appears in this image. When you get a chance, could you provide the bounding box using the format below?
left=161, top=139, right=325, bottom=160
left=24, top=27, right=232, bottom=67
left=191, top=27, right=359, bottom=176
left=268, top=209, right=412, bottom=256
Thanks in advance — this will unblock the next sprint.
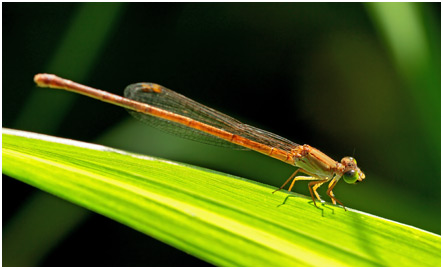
left=2, top=2, right=440, bottom=266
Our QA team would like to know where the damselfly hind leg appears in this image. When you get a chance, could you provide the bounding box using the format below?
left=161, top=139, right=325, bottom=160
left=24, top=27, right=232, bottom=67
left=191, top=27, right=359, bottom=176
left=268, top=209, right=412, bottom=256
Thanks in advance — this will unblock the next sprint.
left=273, top=168, right=333, bottom=209
left=272, top=168, right=312, bottom=194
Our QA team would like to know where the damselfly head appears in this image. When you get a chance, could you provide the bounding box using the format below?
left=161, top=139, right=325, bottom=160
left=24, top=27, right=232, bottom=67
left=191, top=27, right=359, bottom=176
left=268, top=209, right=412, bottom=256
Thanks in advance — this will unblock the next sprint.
left=341, top=157, right=365, bottom=184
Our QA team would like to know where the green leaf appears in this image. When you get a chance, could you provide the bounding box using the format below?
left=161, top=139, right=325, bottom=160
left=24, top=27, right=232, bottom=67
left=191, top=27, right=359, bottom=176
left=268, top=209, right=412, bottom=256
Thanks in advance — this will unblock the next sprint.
left=2, top=128, right=440, bottom=266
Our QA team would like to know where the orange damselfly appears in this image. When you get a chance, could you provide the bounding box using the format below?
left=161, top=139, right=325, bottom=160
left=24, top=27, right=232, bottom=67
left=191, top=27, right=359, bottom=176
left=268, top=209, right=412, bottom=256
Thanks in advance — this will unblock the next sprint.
left=34, top=73, right=365, bottom=210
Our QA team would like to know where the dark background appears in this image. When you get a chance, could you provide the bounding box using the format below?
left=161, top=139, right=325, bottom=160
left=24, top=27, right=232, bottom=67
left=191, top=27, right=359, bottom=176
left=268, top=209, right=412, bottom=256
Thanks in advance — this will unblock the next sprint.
left=3, top=3, right=440, bottom=266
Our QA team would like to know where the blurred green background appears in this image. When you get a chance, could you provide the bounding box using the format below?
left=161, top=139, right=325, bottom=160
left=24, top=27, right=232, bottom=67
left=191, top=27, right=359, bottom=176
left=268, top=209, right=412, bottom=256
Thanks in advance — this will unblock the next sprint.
left=3, top=2, right=440, bottom=266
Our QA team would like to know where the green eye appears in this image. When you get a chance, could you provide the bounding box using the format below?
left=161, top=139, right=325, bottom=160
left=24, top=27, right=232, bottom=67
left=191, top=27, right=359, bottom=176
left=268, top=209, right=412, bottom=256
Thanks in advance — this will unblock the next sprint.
left=343, top=169, right=359, bottom=184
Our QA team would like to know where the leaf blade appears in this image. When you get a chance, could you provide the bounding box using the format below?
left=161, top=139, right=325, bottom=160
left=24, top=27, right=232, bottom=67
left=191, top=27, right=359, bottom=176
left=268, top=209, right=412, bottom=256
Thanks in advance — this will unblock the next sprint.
left=2, top=128, right=440, bottom=266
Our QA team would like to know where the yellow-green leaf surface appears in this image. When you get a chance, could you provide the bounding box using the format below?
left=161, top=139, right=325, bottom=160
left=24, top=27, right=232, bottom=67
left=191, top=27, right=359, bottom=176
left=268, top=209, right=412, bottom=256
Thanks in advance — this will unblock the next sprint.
left=2, top=128, right=440, bottom=266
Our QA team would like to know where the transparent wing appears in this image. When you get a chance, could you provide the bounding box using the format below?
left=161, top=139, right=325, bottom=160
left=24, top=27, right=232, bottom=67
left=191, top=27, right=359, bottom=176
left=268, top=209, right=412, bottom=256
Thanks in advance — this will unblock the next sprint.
left=124, top=83, right=300, bottom=151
